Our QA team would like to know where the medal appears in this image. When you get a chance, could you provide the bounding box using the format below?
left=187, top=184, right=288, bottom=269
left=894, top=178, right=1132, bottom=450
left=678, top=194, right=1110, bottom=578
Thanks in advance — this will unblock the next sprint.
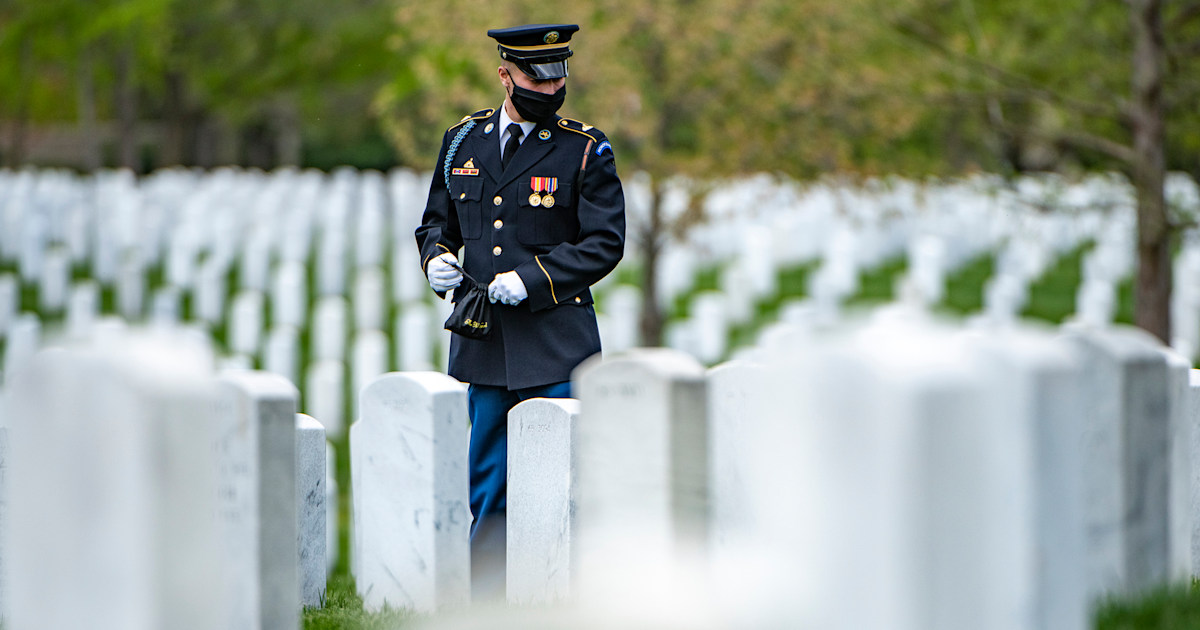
left=531, top=176, right=558, bottom=209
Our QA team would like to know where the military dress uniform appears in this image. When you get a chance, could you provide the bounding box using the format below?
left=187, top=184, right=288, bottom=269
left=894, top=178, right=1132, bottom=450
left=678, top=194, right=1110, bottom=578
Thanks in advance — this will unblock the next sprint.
left=414, top=23, right=625, bottom=594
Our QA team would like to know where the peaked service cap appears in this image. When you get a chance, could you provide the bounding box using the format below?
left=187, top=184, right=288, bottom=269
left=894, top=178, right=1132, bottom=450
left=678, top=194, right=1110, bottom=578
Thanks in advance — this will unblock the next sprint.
left=487, top=23, right=579, bottom=80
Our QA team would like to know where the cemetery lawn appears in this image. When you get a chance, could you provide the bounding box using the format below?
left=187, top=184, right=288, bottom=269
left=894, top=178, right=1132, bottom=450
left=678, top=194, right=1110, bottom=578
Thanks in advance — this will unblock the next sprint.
left=295, top=579, right=1200, bottom=629
left=1095, top=581, right=1200, bottom=629
left=303, top=573, right=416, bottom=629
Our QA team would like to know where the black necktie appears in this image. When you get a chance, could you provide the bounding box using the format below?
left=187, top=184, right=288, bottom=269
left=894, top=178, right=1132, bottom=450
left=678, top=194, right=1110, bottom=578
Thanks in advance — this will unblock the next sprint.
left=502, top=123, right=523, bottom=170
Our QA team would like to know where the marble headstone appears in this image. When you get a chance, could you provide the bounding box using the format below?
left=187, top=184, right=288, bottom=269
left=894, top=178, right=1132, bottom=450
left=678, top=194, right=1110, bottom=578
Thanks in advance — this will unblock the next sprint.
left=573, top=349, right=709, bottom=607
left=296, top=413, right=327, bottom=609
left=349, top=372, right=470, bottom=613
left=506, top=397, right=579, bottom=605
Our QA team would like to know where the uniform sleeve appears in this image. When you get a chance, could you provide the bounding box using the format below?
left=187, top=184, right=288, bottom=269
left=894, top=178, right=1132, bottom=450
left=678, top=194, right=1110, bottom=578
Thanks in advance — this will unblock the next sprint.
left=516, top=132, right=625, bottom=312
left=414, top=129, right=464, bottom=296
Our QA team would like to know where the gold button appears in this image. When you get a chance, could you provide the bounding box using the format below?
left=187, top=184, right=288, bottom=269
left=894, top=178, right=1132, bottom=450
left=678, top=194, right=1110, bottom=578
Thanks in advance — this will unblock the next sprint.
left=493, top=246, right=502, bottom=256
left=494, top=219, right=504, bottom=230
left=575, top=297, right=582, bottom=303
left=459, top=192, right=466, bottom=200
left=493, top=195, right=503, bottom=206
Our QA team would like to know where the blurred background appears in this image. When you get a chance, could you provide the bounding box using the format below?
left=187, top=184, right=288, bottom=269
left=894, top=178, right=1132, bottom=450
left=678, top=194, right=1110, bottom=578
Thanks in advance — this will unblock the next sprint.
left=3, top=0, right=1197, bottom=179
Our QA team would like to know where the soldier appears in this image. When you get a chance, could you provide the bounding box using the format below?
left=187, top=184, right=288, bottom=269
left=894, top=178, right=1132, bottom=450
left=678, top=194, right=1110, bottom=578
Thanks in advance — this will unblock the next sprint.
left=414, top=23, right=626, bottom=597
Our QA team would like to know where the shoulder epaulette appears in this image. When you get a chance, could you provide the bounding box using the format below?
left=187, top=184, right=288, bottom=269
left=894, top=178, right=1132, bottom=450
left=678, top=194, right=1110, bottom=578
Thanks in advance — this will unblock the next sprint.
left=557, top=117, right=601, bottom=142
left=450, top=108, right=494, bottom=131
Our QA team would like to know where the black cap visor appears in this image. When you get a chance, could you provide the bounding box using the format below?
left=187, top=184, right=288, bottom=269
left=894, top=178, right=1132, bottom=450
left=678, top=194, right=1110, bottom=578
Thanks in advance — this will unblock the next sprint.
left=514, top=58, right=569, bottom=80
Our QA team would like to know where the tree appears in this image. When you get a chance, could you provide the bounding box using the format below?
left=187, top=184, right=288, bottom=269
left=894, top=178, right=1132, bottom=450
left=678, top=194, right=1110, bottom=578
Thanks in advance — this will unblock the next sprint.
left=881, top=0, right=1200, bottom=343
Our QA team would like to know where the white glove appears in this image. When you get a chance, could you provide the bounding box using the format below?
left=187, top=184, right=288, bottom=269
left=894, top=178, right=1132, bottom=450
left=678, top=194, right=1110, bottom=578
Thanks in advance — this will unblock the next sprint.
left=427, top=252, right=463, bottom=292
left=488, top=271, right=528, bottom=305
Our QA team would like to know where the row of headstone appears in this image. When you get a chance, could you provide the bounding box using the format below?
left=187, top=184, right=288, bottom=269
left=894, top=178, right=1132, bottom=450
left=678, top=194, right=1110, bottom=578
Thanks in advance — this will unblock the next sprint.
left=0, top=328, right=331, bottom=629
left=375, top=310, right=1198, bottom=629
left=7, top=166, right=1197, bottom=380
left=0, top=166, right=454, bottom=389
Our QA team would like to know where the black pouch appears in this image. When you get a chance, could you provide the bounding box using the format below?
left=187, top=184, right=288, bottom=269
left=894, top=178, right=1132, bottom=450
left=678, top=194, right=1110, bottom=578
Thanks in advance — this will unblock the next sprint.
left=443, top=265, right=493, bottom=340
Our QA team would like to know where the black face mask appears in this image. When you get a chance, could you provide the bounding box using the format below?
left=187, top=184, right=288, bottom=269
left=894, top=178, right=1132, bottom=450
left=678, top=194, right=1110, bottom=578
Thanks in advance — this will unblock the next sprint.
left=509, top=83, right=566, bottom=124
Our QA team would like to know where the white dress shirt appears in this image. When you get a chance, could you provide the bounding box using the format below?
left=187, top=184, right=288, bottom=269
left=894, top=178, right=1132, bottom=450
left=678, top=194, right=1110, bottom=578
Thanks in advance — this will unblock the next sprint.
left=498, top=105, right=536, bottom=161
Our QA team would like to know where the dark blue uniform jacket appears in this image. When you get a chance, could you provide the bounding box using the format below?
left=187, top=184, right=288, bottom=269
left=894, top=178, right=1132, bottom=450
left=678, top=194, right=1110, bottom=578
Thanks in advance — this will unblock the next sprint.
left=415, top=108, right=626, bottom=390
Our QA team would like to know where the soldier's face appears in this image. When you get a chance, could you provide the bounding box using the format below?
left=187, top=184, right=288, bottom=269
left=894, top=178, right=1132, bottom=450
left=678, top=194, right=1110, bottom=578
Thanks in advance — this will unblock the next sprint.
left=500, top=66, right=566, bottom=96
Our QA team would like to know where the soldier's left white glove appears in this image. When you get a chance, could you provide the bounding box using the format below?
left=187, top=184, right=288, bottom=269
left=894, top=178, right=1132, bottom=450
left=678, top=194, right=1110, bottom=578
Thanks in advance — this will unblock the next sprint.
left=488, top=271, right=528, bottom=305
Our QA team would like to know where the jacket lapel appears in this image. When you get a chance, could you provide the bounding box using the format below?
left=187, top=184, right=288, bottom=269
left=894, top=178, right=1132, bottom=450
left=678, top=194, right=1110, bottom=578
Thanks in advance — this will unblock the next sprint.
left=459, top=110, right=502, bottom=183
left=495, top=118, right=558, bottom=190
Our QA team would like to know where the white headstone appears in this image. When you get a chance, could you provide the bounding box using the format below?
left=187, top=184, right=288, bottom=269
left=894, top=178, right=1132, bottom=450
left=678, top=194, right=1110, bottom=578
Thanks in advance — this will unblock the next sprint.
left=66, top=282, right=100, bottom=340
left=573, top=349, right=709, bottom=606
left=1064, top=325, right=1172, bottom=598
left=966, top=328, right=1089, bottom=630
left=398, top=303, right=434, bottom=371
left=240, top=229, right=272, bottom=293
left=0, top=274, right=15, bottom=339
left=1190, top=369, right=1200, bottom=574
left=506, top=397, right=579, bottom=605
left=296, top=413, right=327, bottom=609
left=271, top=262, right=307, bottom=330
left=353, top=266, right=386, bottom=332
left=265, top=326, right=300, bottom=388
left=117, top=256, right=145, bottom=321
left=150, top=287, right=181, bottom=328
left=597, top=284, right=639, bottom=353
left=306, top=360, right=345, bottom=439
left=4, top=331, right=226, bottom=630
left=230, top=291, right=265, bottom=357
left=349, top=372, right=470, bottom=612
left=317, top=230, right=347, bottom=297
left=216, top=370, right=301, bottom=630
left=326, top=442, right=339, bottom=575
left=196, top=259, right=227, bottom=325
left=39, top=247, right=69, bottom=314
left=313, top=296, right=348, bottom=363
left=2, top=314, right=40, bottom=383
left=351, top=329, right=389, bottom=421
left=706, top=361, right=767, bottom=563
left=1164, top=351, right=1194, bottom=579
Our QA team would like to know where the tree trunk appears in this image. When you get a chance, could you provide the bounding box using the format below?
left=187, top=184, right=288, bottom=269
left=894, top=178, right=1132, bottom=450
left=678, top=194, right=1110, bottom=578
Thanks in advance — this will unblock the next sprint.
left=273, top=98, right=302, bottom=168
left=7, top=38, right=33, bottom=167
left=76, top=50, right=102, bottom=171
left=114, top=44, right=139, bottom=172
left=1129, top=0, right=1171, bottom=343
left=161, top=71, right=187, bottom=167
left=639, top=179, right=665, bottom=347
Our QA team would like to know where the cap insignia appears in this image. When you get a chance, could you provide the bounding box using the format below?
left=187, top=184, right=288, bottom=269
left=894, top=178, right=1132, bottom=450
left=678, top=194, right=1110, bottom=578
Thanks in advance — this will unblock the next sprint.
left=545, top=31, right=560, bottom=44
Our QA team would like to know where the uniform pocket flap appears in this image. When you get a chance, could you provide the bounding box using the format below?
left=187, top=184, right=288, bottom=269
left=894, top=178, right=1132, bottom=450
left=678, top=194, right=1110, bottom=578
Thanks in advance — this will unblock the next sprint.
left=449, top=177, right=483, bottom=202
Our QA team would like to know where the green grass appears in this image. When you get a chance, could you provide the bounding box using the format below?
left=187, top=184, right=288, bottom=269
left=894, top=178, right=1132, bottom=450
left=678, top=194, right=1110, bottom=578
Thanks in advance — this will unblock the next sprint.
left=1095, top=582, right=1200, bottom=630
left=303, top=574, right=416, bottom=630
left=845, top=256, right=908, bottom=307
left=1022, top=242, right=1093, bottom=324
left=938, top=252, right=995, bottom=316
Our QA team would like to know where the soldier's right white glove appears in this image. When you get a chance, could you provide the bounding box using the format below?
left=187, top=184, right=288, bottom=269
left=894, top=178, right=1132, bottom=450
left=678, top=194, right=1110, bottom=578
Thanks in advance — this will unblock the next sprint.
left=427, top=252, right=463, bottom=292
